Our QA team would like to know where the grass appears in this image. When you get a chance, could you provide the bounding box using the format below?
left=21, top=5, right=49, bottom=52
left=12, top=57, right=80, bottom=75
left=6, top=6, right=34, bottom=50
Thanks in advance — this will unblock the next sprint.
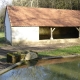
left=38, top=46, right=80, bottom=56
left=0, top=31, right=5, bottom=41
left=0, top=31, right=6, bottom=46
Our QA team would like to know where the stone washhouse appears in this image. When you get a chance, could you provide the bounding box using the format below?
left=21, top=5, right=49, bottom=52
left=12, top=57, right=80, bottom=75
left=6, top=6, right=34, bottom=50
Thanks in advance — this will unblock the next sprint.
left=5, top=6, right=80, bottom=46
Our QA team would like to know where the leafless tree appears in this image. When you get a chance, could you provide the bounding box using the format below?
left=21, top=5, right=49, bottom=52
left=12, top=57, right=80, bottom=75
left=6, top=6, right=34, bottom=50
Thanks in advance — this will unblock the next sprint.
left=12, top=0, right=38, bottom=7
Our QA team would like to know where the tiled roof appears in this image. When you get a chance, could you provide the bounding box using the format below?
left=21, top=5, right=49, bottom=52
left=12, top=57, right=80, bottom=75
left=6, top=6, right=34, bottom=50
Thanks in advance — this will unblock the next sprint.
left=6, top=6, right=80, bottom=27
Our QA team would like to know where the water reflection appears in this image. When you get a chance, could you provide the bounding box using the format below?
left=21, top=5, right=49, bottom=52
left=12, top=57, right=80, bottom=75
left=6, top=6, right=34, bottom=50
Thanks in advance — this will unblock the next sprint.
left=0, top=66, right=54, bottom=80
left=0, top=58, right=80, bottom=80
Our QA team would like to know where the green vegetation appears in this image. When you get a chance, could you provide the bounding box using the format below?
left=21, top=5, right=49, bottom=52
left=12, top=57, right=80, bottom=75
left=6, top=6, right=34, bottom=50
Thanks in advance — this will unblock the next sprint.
left=13, top=0, right=80, bottom=10
left=38, top=46, right=80, bottom=56
left=7, top=51, right=26, bottom=63
left=0, top=31, right=4, bottom=37
left=0, top=31, right=5, bottom=42
left=0, top=31, right=6, bottom=46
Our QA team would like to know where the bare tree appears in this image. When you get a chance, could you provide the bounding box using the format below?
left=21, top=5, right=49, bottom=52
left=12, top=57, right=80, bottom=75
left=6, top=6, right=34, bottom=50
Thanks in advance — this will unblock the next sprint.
left=0, top=0, right=12, bottom=31
left=12, top=0, right=38, bottom=7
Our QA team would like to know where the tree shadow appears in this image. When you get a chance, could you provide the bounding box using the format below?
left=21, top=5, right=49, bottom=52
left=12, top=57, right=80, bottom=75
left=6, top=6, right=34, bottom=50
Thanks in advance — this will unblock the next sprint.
left=13, top=45, right=58, bottom=52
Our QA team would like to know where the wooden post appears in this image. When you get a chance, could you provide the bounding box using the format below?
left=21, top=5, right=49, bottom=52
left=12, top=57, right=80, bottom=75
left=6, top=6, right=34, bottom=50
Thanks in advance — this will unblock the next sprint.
left=76, top=27, right=80, bottom=38
left=50, top=28, right=53, bottom=40
left=50, top=28, right=55, bottom=40
left=79, top=28, right=80, bottom=38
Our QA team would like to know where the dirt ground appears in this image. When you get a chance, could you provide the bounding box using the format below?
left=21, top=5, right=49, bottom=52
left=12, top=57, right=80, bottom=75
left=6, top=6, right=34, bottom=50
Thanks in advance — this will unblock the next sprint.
left=0, top=43, right=80, bottom=71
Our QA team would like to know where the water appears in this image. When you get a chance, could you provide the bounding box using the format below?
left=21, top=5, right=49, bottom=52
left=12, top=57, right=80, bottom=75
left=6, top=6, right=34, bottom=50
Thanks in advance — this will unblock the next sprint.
left=0, top=58, right=80, bottom=80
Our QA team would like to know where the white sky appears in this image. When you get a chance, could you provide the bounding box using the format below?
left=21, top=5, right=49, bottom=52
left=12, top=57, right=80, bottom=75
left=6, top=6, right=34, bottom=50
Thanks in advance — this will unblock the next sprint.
left=0, top=0, right=12, bottom=9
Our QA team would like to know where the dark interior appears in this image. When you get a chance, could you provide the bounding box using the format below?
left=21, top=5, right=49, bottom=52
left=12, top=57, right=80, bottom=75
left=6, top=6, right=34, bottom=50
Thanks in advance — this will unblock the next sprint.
left=39, top=27, right=79, bottom=40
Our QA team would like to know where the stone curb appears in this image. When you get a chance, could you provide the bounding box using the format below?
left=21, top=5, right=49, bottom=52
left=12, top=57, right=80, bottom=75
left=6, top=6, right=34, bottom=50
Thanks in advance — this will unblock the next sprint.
left=0, top=61, right=23, bottom=75
left=40, top=54, right=80, bottom=59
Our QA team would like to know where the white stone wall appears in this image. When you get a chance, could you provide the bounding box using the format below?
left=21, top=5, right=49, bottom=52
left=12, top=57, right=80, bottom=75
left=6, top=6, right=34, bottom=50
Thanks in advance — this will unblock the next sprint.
left=12, top=27, right=39, bottom=43
left=5, top=10, right=12, bottom=43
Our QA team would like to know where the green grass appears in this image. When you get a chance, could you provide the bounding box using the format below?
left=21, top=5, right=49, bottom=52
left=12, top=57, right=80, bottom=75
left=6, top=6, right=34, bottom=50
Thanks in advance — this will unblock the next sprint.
left=0, top=31, right=4, bottom=36
left=0, top=32, right=5, bottom=40
left=38, top=46, right=80, bottom=56
left=0, top=31, right=6, bottom=46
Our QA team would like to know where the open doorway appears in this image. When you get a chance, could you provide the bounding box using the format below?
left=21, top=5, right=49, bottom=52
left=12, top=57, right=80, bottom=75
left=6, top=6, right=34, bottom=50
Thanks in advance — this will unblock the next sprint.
left=39, top=27, right=50, bottom=40
left=53, top=27, right=79, bottom=39
left=39, top=27, right=79, bottom=40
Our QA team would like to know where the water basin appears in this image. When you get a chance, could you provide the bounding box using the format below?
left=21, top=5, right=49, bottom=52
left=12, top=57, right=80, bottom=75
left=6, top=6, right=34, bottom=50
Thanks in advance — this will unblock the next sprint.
left=0, top=57, right=80, bottom=80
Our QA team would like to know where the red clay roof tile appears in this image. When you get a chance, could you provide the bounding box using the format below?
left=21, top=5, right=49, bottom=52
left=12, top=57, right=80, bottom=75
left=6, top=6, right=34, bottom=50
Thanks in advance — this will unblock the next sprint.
left=6, top=6, right=80, bottom=27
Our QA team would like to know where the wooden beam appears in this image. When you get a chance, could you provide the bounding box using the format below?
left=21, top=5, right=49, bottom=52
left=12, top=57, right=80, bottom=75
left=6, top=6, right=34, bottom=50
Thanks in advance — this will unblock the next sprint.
left=50, top=28, right=55, bottom=40
left=76, top=27, right=80, bottom=38
left=79, top=28, right=80, bottom=38
left=76, top=27, right=79, bottom=31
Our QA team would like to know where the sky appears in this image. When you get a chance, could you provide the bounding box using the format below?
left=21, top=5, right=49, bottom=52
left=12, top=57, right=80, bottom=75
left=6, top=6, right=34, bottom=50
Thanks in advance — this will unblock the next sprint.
left=0, top=0, right=12, bottom=9
left=0, top=0, right=13, bottom=16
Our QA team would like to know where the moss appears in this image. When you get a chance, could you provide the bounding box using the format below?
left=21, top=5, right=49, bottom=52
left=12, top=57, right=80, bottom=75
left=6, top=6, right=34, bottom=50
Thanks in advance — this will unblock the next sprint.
left=7, top=53, right=16, bottom=63
left=7, top=50, right=30, bottom=63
